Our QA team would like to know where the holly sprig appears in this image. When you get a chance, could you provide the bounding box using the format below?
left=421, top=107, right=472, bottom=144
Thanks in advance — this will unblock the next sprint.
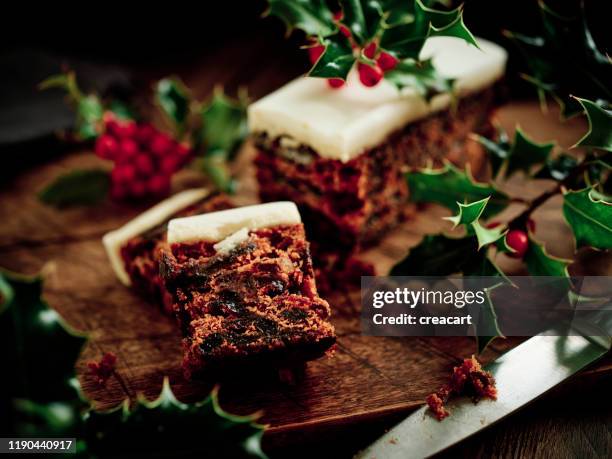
left=394, top=96, right=611, bottom=351
left=267, top=0, right=478, bottom=96
left=38, top=73, right=248, bottom=207
left=503, top=1, right=612, bottom=118
left=0, top=268, right=267, bottom=458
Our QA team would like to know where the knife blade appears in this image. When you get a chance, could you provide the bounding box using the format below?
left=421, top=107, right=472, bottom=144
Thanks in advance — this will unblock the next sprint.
left=356, top=328, right=611, bottom=459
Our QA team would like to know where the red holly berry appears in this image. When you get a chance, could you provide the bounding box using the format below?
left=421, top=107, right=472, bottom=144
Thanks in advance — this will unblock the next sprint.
left=506, top=229, right=529, bottom=259
left=377, top=51, right=398, bottom=71
left=160, top=156, right=181, bottom=174
left=111, top=164, right=136, bottom=184
left=95, top=134, right=119, bottom=160
left=150, top=133, right=172, bottom=156
left=486, top=221, right=502, bottom=229
left=333, top=10, right=343, bottom=21
left=174, top=143, right=191, bottom=158
left=134, top=153, right=154, bottom=177
left=135, top=123, right=156, bottom=145
left=147, top=174, right=171, bottom=196
left=308, top=44, right=325, bottom=64
left=130, top=180, right=147, bottom=198
left=107, top=119, right=137, bottom=139
left=118, top=138, right=139, bottom=160
left=327, top=78, right=345, bottom=89
left=363, top=42, right=377, bottom=59
left=339, top=24, right=351, bottom=39
left=358, top=63, right=383, bottom=87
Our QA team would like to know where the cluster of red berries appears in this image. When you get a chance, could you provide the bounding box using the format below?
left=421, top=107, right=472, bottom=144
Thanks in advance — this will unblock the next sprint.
left=94, top=114, right=191, bottom=201
left=307, top=11, right=399, bottom=89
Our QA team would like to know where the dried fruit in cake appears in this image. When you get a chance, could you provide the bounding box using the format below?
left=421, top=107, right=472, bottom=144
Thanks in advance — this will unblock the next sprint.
left=159, top=202, right=336, bottom=377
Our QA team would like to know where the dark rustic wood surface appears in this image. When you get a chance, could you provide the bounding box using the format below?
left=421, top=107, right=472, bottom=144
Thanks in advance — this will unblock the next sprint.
left=1, top=33, right=611, bottom=458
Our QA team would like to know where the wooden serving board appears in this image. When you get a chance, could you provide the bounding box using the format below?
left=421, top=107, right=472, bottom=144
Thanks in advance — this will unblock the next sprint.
left=1, top=101, right=610, bottom=447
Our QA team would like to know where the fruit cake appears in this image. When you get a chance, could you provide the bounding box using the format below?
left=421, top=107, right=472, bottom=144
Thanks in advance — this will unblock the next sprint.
left=249, top=37, right=508, bottom=249
left=159, top=202, right=336, bottom=377
left=102, top=188, right=232, bottom=312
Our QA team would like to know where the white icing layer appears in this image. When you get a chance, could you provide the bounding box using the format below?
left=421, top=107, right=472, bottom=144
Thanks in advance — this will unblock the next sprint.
left=167, top=201, right=301, bottom=244
left=248, top=37, right=507, bottom=163
left=102, top=188, right=210, bottom=286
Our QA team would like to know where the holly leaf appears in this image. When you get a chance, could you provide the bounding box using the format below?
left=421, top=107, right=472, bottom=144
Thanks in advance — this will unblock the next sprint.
left=0, top=269, right=87, bottom=439
left=85, top=378, right=267, bottom=459
left=563, top=187, right=612, bottom=250
left=407, top=163, right=509, bottom=217
left=524, top=236, right=570, bottom=278
left=391, top=234, right=478, bottom=276
left=341, top=0, right=383, bottom=45
left=39, top=169, right=110, bottom=208
left=156, top=78, right=191, bottom=136
left=534, top=153, right=578, bottom=181
left=505, top=2, right=612, bottom=118
left=384, top=58, right=453, bottom=99
left=0, top=269, right=86, bottom=402
left=266, top=0, right=335, bottom=36
left=380, top=0, right=477, bottom=60
left=474, top=286, right=504, bottom=355
left=309, top=32, right=355, bottom=80
left=198, top=88, right=248, bottom=193
left=505, top=127, right=555, bottom=176
left=76, top=95, right=104, bottom=140
left=472, top=126, right=510, bottom=178
left=572, top=98, right=612, bottom=152
left=445, top=197, right=505, bottom=249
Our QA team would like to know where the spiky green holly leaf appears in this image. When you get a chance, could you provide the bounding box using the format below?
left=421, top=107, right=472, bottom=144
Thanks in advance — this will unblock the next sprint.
left=197, top=88, right=249, bottom=194
left=563, top=187, right=612, bottom=250
left=391, top=234, right=479, bottom=276
left=85, top=378, right=267, bottom=459
left=266, top=0, right=335, bottom=36
left=407, top=163, right=509, bottom=217
left=39, top=169, right=110, bottom=208
left=156, top=78, right=191, bottom=137
left=472, top=127, right=510, bottom=178
left=444, top=197, right=505, bottom=249
left=384, top=58, right=453, bottom=99
left=379, top=0, right=477, bottom=60
left=309, top=32, right=355, bottom=80
left=341, top=0, right=384, bottom=45
left=0, top=269, right=86, bottom=402
left=474, top=286, right=505, bottom=355
left=534, top=153, right=579, bottom=181
left=573, top=98, right=612, bottom=152
left=524, top=235, right=570, bottom=278
left=505, top=127, right=555, bottom=176
left=505, top=2, right=612, bottom=118
left=0, top=269, right=87, bottom=440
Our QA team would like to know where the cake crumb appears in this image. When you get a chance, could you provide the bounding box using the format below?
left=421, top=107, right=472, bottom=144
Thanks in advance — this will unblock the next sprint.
left=87, top=352, right=117, bottom=386
left=426, top=356, right=497, bottom=421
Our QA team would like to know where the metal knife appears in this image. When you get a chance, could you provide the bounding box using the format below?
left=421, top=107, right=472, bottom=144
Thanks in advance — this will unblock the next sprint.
left=356, top=318, right=611, bottom=459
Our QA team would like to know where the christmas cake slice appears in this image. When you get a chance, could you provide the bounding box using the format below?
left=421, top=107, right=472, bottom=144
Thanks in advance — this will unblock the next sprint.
left=159, top=202, right=336, bottom=377
left=102, top=188, right=232, bottom=312
left=249, top=37, right=508, bottom=249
